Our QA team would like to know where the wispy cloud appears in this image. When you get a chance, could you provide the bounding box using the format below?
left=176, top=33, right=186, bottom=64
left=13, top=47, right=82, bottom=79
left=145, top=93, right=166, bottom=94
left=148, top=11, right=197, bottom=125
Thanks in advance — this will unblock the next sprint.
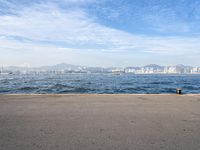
left=0, top=0, right=200, bottom=66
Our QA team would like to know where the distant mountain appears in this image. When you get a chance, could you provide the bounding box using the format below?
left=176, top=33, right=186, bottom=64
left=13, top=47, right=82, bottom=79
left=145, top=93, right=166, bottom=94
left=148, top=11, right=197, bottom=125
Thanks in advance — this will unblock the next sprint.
left=125, top=66, right=140, bottom=70
left=143, top=64, right=164, bottom=70
left=175, top=64, right=193, bottom=68
left=3, top=66, right=31, bottom=71
left=39, top=63, right=84, bottom=71
left=126, top=64, right=164, bottom=71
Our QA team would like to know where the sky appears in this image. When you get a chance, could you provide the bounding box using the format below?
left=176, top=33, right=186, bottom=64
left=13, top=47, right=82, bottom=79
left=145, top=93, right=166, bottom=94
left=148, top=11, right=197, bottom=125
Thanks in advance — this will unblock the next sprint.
left=0, top=0, right=200, bottom=67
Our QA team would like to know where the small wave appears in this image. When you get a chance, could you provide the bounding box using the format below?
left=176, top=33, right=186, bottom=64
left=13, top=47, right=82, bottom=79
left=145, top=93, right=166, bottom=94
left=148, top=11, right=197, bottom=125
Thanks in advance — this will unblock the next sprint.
left=18, top=87, right=38, bottom=91
left=0, top=81, right=9, bottom=84
left=86, top=82, right=92, bottom=85
left=150, top=81, right=174, bottom=85
left=0, top=78, right=14, bottom=83
left=73, top=87, right=90, bottom=93
left=57, top=87, right=93, bottom=93
left=51, top=84, right=73, bottom=89
left=67, top=79, right=81, bottom=82
left=182, top=86, right=199, bottom=90
left=0, top=87, right=11, bottom=93
left=160, top=88, right=176, bottom=93
left=120, top=82, right=134, bottom=85
left=123, top=87, right=138, bottom=91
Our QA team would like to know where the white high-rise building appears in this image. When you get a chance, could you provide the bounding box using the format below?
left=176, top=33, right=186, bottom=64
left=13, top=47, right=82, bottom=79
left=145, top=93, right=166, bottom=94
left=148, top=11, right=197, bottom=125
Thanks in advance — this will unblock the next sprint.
left=167, top=66, right=177, bottom=74
left=191, top=67, right=200, bottom=74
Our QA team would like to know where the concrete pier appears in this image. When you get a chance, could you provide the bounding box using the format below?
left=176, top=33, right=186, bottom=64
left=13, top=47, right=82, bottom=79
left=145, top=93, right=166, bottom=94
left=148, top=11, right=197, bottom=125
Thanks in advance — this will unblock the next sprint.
left=0, top=94, right=200, bottom=150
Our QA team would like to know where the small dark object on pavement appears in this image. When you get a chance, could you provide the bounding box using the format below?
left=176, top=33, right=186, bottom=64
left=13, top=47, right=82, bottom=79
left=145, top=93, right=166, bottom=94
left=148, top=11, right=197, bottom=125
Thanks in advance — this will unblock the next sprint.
left=176, top=89, right=182, bottom=94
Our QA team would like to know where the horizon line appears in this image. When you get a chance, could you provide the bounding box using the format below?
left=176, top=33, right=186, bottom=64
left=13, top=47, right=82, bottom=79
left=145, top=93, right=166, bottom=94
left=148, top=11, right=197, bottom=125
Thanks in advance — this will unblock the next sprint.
left=1, top=63, right=200, bottom=68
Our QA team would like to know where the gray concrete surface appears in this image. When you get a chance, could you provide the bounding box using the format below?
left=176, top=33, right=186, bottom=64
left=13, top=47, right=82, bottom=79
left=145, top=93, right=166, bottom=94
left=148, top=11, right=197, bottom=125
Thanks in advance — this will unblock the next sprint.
left=0, top=94, right=200, bottom=150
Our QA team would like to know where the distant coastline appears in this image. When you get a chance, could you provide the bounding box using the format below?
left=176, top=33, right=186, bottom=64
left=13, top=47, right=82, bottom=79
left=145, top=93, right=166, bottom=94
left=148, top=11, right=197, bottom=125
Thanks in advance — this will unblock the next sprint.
left=0, top=63, right=200, bottom=75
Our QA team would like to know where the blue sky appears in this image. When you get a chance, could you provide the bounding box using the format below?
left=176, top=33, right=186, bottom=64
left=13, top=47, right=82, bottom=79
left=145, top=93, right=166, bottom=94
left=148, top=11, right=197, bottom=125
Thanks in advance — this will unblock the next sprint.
left=0, top=0, right=200, bottom=67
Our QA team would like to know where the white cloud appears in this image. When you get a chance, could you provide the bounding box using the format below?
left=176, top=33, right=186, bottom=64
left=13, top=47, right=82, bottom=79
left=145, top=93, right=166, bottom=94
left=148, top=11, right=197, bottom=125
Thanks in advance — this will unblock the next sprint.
left=0, top=1, right=200, bottom=66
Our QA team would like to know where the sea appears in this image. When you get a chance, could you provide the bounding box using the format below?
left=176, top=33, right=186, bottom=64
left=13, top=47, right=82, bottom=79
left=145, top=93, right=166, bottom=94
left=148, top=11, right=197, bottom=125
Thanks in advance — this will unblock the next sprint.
left=0, top=73, right=200, bottom=94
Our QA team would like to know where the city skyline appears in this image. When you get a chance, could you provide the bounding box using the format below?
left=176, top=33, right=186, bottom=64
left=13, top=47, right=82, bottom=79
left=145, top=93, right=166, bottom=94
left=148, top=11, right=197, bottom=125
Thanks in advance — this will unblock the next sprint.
left=0, top=0, right=200, bottom=67
left=1, top=63, right=200, bottom=74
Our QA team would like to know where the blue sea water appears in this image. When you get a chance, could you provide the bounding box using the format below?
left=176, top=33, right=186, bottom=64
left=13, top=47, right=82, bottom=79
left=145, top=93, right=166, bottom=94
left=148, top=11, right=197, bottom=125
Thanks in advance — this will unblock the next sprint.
left=0, top=74, right=200, bottom=94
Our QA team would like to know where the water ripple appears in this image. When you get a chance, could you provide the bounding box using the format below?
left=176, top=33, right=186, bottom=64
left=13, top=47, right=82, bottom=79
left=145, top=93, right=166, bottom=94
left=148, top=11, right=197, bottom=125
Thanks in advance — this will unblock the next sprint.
left=0, top=74, right=200, bottom=94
